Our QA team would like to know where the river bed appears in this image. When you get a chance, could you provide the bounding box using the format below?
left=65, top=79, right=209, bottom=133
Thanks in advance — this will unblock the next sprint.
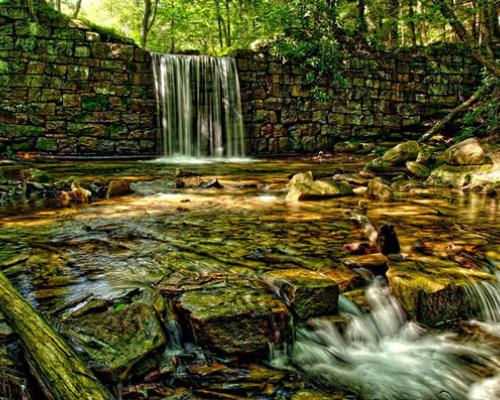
left=0, top=156, right=499, bottom=399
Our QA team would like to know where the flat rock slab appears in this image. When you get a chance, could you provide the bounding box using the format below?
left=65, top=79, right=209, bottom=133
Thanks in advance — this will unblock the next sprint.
left=265, top=268, right=339, bottom=320
left=178, top=287, right=288, bottom=355
left=387, top=257, right=496, bottom=326
left=60, top=302, right=166, bottom=382
left=343, top=253, right=389, bottom=274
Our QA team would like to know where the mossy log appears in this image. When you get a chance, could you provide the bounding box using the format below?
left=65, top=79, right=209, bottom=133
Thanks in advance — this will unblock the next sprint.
left=0, top=271, right=114, bottom=400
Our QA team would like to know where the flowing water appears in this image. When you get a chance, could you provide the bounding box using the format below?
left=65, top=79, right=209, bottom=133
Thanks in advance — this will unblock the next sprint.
left=0, top=157, right=499, bottom=399
left=152, top=54, right=246, bottom=158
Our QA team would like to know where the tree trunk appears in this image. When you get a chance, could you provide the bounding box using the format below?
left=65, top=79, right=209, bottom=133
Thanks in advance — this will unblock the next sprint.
left=56, top=0, right=61, bottom=11
left=214, top=0, right=224, bottom=49
left=140, top=0, right=159, bottom=49
left=387, top=0, right=400, bottom=46
left=72, top=0, right=82, bottom=19
left=408, top=0, right=417, bottom=46
left=0, top=271, right=114, bottom=400
left=358, top=0, right=368, bottom=35
left=431, top=0, right=500, bottom=78
left=224, top=0, right=231, bottom=47
left=419, top=84, right=487, bottom=142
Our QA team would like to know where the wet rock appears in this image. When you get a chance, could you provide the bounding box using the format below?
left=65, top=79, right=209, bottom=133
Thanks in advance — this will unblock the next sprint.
left=406, top=161, right=431, bottom=179
left=178, top=287, right=288, bottom=355
left=286, top=171, right=352, bottom=202
left=323, top=267, right=365, bottom=292
left=366, top=177, right=394, bottom=202
left=387, top=258, right=496, bottom=326
left=60, top=298, right=166, bottom=382
left=341, top=241, right=377, bottom=255
left=444, top=138, right=485, bottom=166
left=107, top=179, right=133, bottom=198
left=426, top=163, right=498, bottom=189
left=343, top=253, right=388, bottom=274
left=382, top=141, right=420, bottom=165
left=376, top=224, right=400, bottom=255
left=364, top=157, right=393, bottom=173
left=416, top=147, right=433, bottom=165
left=20, top=168, right=53, bottom=183
left=200, top=178, right=223, bottom=189
left=332, top=173, right=368, bottom=186
left=175, top=168, right=200, bottom=178
left=264, top=268, right=339, bottom=319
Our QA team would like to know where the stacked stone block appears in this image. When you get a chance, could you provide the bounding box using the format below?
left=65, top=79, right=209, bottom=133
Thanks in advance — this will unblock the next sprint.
left=0, top=0, right=158, bottom=156
left=236, top=47, right=481, bottom=155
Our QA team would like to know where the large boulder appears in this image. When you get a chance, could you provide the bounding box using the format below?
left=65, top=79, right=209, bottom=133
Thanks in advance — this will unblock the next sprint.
left=264, top=269, right=339, bottom=320
left=178, top=287, right=289, bottom=355
left=286, top=171, right=352, bottom=202
left=366, top=177, right=394, bottom=202
left=426, top=163, right=498, bottom=189
left=60, top=292, right=167, bottom=382
left=387, top=257, right=496, bottom=326
left=382, top=141, right=420, bottom=165
left=444, top=138, right=485, bottom=166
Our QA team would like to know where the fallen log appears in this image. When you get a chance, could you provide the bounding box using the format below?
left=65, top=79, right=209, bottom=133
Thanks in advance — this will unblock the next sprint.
left=0, top=271, right=114, bottom=400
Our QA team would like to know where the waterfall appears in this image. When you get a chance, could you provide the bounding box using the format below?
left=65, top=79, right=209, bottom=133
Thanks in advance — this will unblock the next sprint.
left=152, top=54, right=246, bottom=158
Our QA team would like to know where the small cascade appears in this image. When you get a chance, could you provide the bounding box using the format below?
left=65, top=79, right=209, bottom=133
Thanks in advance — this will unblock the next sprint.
left=152, top=54, right=246, bottom=158
left=289, top=278, right=500, bottom=400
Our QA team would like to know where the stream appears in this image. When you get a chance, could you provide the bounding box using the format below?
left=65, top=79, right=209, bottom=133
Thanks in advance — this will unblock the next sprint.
left=0, top=156, right=499, bottom=399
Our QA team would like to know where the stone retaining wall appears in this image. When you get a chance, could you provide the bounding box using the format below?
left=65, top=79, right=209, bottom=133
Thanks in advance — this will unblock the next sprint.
left=0, top=0, right=158, bottom=156
left=0, top=1, right=484, bottom=157
left=236, top=47, right=482, bottom=155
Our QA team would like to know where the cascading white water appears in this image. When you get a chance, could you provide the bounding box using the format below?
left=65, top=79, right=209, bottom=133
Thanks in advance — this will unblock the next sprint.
left=290, top=278, right=500, bottom=400
left=152, top=54, right=246, bottom=158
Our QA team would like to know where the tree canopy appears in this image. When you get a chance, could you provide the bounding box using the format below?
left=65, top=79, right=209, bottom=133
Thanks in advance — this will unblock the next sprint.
left=52, top=0, right=498, bottom=56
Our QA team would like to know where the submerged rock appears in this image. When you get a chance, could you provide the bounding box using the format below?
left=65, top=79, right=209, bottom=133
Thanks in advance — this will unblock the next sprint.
left=264, top=268, right=339, bottom=320
left=286, top=171, right=352, bottom=202
left=60, top=298, right=166, bottom=382
left=444, top=138, right=485, bottom=166
left=107, top=179, right=133, bottom=198
left=178, top=287, right=288, bottom=355
left=382, top=141, right=420, bottom=166
left=387, top=258, right=496, bottom=326
left=406, top=161, right=431, bottom=179
left=366, top=177, right=394, bottom=202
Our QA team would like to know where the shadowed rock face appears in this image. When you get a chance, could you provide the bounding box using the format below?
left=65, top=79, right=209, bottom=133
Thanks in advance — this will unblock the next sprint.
left=178, top=287, right=289, bottom=355
left=387, top=258, right=496, bottom=326
left=265, top=268, right=339, bottom=320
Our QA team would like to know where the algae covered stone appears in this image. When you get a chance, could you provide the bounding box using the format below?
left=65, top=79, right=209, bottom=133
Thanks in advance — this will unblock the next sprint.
left=265, top=268, right=339, bottom=319
left=286, top=171, right=352, bottom=202
left=406, top=161, right=431, bottom=179
left=387, top=257, right=496, bottom=326
left=366, top=177, right=394, bottom=202
left=60, top=301, right=166, bottom=381
left=382, top=141, right=420, bottom=165
left=178, top=287, right=288, bottom=355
